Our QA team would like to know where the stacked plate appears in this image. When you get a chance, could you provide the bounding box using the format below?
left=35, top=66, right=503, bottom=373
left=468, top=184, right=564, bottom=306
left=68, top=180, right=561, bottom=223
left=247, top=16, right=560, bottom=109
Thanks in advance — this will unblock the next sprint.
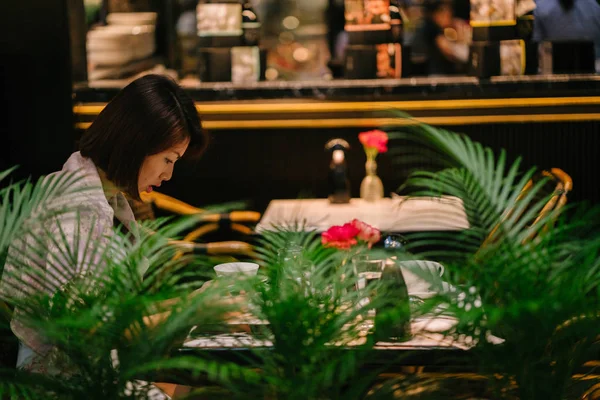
left=87, top=12, right=157, bottom=80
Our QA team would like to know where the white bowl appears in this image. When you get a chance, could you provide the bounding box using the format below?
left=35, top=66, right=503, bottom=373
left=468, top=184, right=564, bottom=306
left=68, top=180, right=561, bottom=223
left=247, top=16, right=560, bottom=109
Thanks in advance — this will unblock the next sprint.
left=398, top=260, right=445, bottom=294
left=214, top=262, right=259, bottom=277
left=88, top=26, right=154, bottom=49
left=88, top=49, right=138, bottom=66
left=87, top=25, right=156, bottom=66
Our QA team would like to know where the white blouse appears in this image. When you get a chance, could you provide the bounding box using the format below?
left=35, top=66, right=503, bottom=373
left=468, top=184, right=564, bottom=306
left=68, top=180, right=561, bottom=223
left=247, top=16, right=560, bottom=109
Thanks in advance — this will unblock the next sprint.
left=1, top=151, right=137, bottom=364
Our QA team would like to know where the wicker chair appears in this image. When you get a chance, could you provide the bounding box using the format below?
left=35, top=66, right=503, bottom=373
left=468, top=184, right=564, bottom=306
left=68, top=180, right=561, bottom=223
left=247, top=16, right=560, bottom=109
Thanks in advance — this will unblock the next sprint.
left=132, top=191, right=260, bottom=258
left=483, top=168, right=572, bottom=246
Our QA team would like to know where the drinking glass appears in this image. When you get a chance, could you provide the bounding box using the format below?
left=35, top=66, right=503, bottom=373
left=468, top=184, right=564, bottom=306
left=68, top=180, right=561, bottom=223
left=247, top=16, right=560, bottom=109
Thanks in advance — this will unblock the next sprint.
left=352, top=255, right=385, bottom=292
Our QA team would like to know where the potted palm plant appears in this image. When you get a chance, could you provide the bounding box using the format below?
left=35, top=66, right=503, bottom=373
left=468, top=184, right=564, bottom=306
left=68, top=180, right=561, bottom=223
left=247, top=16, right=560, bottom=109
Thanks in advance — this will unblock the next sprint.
left=386, top=120, right=600, bottom=399
left=0, top=169, right=247, bottom=399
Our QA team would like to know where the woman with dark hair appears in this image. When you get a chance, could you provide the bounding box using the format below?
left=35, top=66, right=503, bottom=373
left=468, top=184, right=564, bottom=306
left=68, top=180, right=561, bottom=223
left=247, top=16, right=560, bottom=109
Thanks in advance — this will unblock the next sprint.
left=2, top=74, right=208, bottom=376
left=533, top=0, right=600, bottom=72
left=80, top=74, right=208, bottom=201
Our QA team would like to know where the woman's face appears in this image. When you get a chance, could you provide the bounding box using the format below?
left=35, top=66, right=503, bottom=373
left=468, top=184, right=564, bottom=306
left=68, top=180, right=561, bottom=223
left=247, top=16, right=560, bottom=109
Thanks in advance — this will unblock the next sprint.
left=138, top=139, right=189, bottom=195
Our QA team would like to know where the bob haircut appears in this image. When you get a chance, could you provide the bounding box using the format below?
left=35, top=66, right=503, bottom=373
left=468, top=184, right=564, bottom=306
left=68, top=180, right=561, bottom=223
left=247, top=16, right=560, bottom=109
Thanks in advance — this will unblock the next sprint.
left=79, top=74, right=208, bottom=199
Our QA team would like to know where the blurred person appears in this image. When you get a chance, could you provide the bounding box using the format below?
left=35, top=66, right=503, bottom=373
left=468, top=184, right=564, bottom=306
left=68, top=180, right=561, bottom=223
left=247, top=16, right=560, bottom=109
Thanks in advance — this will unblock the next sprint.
left=327, top=0, right=348, bottom=76
left=411, top=0, right=468, bottom=75
left=532, top=0, right=600, bottom=72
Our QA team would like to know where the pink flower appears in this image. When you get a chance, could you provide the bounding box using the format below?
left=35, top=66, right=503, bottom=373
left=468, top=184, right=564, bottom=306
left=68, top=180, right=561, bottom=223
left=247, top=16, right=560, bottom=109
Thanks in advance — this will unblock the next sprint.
left=350, top=219, right=381, bottom=248
left=358, top=130, right=388, bottom=154
left=321, top=220, right=381, bottom=250
left=322, top=223, right=360, bottom=250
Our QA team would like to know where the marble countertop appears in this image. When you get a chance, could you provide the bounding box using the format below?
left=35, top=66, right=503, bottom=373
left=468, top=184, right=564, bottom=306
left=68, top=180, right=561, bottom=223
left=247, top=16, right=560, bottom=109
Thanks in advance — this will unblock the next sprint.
left=73, top=74, right=600, bottom=103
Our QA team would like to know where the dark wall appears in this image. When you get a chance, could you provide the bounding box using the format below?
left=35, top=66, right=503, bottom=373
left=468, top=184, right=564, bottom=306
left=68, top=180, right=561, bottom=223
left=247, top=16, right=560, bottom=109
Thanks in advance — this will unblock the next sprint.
left=460, top=121, right=600, bottom=206
left=162, top=121, right=600, bottom=213
left=0, top=0, right=75, bottom=369
left=0, top=0, right=75, bottom=183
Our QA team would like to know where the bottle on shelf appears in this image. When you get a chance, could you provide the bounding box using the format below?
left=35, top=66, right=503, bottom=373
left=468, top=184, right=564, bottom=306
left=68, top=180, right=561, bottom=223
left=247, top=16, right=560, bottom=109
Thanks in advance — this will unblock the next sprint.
left=242, top=0, right=261, bottom=46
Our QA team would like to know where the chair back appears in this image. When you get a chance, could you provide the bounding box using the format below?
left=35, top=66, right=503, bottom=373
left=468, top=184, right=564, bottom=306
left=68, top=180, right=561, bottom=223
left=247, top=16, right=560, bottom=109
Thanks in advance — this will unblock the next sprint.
left=140, top=191, right=201, bottom=215
left=483, top=168, right=572, bottom=246
left=138, top=191, right=260, bottom=239
left=133, top=191, right=259, bottom=258
left=525, top=168, right=572, bottom=240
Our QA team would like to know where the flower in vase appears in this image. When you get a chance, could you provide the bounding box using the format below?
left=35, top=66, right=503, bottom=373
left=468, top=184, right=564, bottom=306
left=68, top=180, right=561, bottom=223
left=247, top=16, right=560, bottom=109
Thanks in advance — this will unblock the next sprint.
left=358, top=129, right=388, bottom=155
left=322, top=220, right=381, bottom=250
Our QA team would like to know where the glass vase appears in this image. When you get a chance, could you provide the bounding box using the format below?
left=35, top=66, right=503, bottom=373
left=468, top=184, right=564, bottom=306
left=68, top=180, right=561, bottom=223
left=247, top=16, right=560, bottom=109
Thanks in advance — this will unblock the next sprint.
left=360, top=158, right=384, bottom=201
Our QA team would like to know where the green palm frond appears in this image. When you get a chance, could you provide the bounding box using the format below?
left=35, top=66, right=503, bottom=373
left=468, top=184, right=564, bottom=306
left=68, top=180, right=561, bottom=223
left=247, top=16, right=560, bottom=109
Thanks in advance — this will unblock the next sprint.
left=388, top=119, right=567, bottom=262
left=0, top=166, right=18, bottom=185
left=127, top=356, right=261, bottom=390
left=385, top=119, right=600, bottom=399
left=0, top=165, right=249, bottom=398
left=0, top=170, right=86, bottom=276
left=198, top=232, right=410, bottom=399
left=0, top=368, right=81, bottom=399
left=396, top=142, right=533, bottom=228
left=254, top=224, right=337, bottom=268
left=2, top=219, right=238, bottom=398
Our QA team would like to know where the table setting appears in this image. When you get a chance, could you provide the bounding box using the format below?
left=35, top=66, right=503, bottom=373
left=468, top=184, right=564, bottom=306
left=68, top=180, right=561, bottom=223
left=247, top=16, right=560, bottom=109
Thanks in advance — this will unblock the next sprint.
left=177, top=127, right=492, bottom=375
left=182, top=255, right=500, bottom=356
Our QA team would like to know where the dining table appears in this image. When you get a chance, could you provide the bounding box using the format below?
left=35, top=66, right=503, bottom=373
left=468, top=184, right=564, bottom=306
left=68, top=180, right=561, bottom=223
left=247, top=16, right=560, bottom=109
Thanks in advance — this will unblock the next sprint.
left=166, top=308, right=499, bottom=392
left=255, top=196, right=470, bottom=234
left=172, top=195, right=477, bottom=374
left=174, top=269, right=499, bottom=378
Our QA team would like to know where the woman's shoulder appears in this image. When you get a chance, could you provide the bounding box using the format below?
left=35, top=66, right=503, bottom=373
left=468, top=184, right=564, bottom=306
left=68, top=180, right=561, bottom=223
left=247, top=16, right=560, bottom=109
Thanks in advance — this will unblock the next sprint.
left=40, top=152, right=114, bottom=220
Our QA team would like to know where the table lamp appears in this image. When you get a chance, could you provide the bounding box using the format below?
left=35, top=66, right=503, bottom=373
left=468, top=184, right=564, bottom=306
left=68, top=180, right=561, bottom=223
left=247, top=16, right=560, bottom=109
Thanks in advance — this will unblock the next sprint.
left=325, top=138, right=351, bottom=204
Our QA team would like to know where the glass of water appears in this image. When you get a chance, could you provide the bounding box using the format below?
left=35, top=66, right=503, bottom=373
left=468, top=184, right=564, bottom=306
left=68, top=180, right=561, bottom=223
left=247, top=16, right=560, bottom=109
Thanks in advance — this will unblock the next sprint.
left=352, top=255, right=385, bottom=292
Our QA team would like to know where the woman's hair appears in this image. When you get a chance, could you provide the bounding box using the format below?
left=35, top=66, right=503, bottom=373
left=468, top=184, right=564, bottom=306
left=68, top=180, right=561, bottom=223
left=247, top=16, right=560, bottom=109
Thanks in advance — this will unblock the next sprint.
left=79, top=74, right=208, bottom=199
left=559, top=0, right=575, bottom=11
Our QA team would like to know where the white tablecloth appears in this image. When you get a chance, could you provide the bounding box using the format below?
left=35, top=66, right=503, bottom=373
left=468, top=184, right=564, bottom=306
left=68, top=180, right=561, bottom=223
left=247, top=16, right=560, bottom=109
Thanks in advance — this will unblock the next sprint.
left=256, top=197, right=469, bottom=233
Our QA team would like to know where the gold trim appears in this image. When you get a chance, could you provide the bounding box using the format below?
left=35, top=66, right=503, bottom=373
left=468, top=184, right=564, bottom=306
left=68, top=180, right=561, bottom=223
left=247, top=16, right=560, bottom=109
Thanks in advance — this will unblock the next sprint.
left=73, top=96, right=600, bottom=116
left=470, top=19, right=517, bottom=27
left=75, top=123, right=90, bottom=130
left=75, top=113, right=600, bottom=130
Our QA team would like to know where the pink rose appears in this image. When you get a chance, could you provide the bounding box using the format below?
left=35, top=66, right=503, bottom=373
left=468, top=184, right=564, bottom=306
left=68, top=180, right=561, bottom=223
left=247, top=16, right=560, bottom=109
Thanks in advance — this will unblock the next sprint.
left=321, top=219, right=381, bottom=250
left=358, top=130, right=388, bottom=154
left=350, top=219, right=381, bottom=248
left=322, top=223, right=360, bottom=250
